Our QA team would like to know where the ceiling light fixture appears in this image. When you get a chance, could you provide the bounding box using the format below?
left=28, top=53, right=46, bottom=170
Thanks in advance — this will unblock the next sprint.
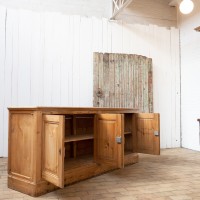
left=179, top=0, right=194, bottom=14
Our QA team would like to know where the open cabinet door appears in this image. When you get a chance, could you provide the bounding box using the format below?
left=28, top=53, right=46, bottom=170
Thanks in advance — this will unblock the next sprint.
left=94, top=114, right=124, bottom=168
left=133, top=113, right=160, bottom=155
left=42, top=115, right=65, bottom=188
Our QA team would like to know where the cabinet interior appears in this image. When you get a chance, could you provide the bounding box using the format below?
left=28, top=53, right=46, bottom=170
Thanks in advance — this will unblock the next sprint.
left=124, top=114, right=134, bottom=155
left=64, top=114, right=94, bottom=171
left=63, top=113, right=135, bottom=171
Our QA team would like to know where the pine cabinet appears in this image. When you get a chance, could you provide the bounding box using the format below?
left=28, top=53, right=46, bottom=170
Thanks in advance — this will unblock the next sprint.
left=8, top=107, right=160, bottom=196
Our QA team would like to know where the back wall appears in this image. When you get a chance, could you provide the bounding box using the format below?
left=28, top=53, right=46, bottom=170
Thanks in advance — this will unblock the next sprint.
left=0, top=6, right=180, bottom=156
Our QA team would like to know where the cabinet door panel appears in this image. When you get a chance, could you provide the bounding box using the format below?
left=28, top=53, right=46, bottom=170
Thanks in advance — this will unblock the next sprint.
left=133, top=113, right=160, bottom=155
left=94, top=114, right=123, bottom=168
left=42, top=115, right=65, bottom=188
left=8, top=112, right=36, bottom=181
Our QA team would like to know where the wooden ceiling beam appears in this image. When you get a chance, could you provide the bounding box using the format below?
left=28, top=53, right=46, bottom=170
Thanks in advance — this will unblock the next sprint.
left=169, top=0, right=181, bottom=7
left=110, top=0, right=133, bottom=20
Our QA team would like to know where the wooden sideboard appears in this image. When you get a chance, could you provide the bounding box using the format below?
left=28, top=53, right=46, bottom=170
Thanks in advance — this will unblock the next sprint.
left=8, top=107, right=160, bottom=196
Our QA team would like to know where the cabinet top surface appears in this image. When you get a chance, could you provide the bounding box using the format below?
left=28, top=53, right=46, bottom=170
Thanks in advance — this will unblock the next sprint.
left=8, top=107, right=138, bottom=114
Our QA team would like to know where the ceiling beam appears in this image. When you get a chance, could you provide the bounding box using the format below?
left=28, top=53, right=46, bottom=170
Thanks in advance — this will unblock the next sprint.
left=169, top=0, right=181, bottom=7
left=110, top=0, right=133, bottom=20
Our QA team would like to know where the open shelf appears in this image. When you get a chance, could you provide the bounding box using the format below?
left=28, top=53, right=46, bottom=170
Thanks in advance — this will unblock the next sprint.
left=64, top=134, right=94, bottom=142
left=124, top=131, right=132, bottom=135
left=64, top=155, right=93, bottom=171
left=125, top=150, right=134, bottom=155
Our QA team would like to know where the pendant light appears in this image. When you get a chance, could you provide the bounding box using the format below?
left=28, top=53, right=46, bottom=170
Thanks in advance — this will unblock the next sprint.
left=179, top=0, right=194, bottom=14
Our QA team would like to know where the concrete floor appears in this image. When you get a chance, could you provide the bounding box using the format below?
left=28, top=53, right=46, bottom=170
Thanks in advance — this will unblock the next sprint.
left=1, top=148, right=200, bottom=200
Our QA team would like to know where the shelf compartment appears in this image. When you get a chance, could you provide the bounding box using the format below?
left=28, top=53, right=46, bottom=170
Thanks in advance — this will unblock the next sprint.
left=64, top=155, right=93, bottom=171
left=124, top=131, right=132, bottom=135
left=64, top=134, right=94, bottom=142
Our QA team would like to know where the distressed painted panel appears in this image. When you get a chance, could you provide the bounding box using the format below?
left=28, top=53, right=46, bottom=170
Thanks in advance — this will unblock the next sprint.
left=93, top=53, right=153, bottom=113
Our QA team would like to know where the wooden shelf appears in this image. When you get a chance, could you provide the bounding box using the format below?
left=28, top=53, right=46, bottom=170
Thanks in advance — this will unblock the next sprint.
left=124, top=131, right=132, bottom=135
left=65, top=134, right=94, bottom=142
left=125, top=150, right=134, bottom=155
left=64, top=155, right=93, bottom=171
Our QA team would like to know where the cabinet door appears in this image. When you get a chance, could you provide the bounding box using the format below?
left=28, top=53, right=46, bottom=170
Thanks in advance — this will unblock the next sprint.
left=94, top=114, right=124, bottom=168
left=133, top=113, right=160, bottom=155
left=42, top=115, right=65, bottom=188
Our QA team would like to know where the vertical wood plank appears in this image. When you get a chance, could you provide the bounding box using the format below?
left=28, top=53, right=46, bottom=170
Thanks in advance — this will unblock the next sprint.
left=11, top=9, right=19, bottom=106
left=132, top=55, right=136, bottom=109
left=79, top=17, right=93, bottom=106
left=148, top=58, right=153, bottom=112
left=37, top=13, right=45, bottom=106
left=128, top=54, right=133, bottom=108
left=72, top=15, right=81, bottom=106
left=0, top=6, right=6, bottom=156
left=122, top=54, right=125, bottom=107
left=68, top=16, right=75, bottom=106
left=102, top=18, right=108, bottom=53
left=114, top=54, right=120, bottom=107
left=92, top=17, right=103, bottom=53
left=119, top=54, right=123, bottom=107
left=139, top=56, right=144, bottom=112
left=124, top=54, right=129, bottom=107
left=93, top=52, right=99, bottom=107
left=134, top=55, right=139, bottom=109
left=103, top=53, right=109, bottom=107
left=30, top=11, right=42, bottom=106
left=4, top=9, right=14, bottom=157
left=111, top=21, right=123, bottom=53
left=122, top=23, right=131, bottom=54
left=107, top=20, right=112, bottom=53
left=143, top=57, right=148, bottom=112
left=18, top=10, right=32, bottom=105
left=60, top=15, right=70, bottom=106
left=43, top=12, right=54, bottom=106
left=109, top=53, right=115, bottom=107
left=98, top=53, right=104, bottom=107
left=51, top=13, right=62, bottom=106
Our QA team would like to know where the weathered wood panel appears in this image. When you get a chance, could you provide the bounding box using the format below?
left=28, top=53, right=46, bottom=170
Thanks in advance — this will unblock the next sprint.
left=93, top=53, right=153, bottom=112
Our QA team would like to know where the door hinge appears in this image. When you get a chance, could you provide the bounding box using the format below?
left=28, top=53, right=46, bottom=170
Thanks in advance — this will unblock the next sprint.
left=154, top=131, right=159, bottom=136
left=116, top=136, right=122, bottom=144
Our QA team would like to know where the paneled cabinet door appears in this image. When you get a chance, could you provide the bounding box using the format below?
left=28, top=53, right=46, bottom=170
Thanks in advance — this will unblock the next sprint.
left=133, top=113, right=160, bottom=155
left=94, top=114, right=124, bottom=168
left=42, top=115, right=65, bottom=188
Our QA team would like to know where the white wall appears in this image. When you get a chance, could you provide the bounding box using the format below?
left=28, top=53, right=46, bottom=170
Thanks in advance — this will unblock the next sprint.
left=0, top=0, right=112, bottom=18
left=0, top=6, right=180, bottom=157
left=178, top=0, right=200, bottom=151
